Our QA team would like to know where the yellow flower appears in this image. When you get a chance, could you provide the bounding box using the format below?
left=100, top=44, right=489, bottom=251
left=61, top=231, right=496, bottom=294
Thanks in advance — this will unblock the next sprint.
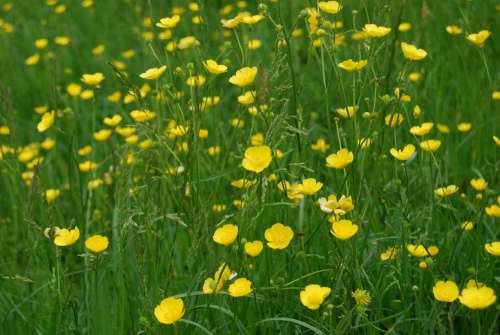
left=336, top=106, right=358, bottom=118
left=229, top=66, right=258, bottom=87
left=457, top=122, right=472, bottom=132
left=154, top=297, right=184, bottom=324
left=139, top=65, right=166, bottom=80
left=241, top=145, right=272, bottom=173
left=34, top=105, right=49, bottom=114
left=212, top=224, right=238, bottom=246
left=410, top=122, right=434, bottom=136
left=466, top=30, right=491, bottom=48
left=458, top=285, right=497, bottom=310
left=264, top=223, right=294, bottom=249
left=437, top=123, right=450, bottom=134
left=203, top=264, right=233, bottom=294
left=54, top=226, right=80, bottom=247
left=78, top=145, right=92, bottom=156
left=470, top=178, right=487, bottom=191
left=318, top=1, right=342, bottom=14
left=311, top=138, right=330, bottom=153
left=326, top=148, right=354, bottom=169
left=156, top=15, right=181, bottom=29
left=446, top=25, right=462, bottom=35
left=237, top=91, right=256, bottom=105
left=54, top=36, right=70, bottom=45
left=380, top=246, right=400, bottom=261
left=352, top=289, right=372, bottom=306
left=203, top=59, right=228, bottom=75
left=186, top=75, right=206, bottom=87
left=300, top=284, right=331, bottom=310
left=407, top=244, right=428, bottom=257
left=103, top=115, right=122, bottom=127
left=330, top=219, right=358, bottom=240
left=434, top=185, right=459, bottom=197
left=398, top=22, right=412, bottom=32
left=362, top=24, right=391, bottom=37
left=242, top=14, right=264, bottom=25
left=35, top=38, right=48, bottom=49
left=45, top=189, right=60, bottom=204
left=228, top=278, right=253, bottom=297
left=485, top=242, right=500, bottom=256
left=433, top=280, right=459, bottom=302
left=493, top=135, right=500, bottom=146
left=67, top=83, right=82, bottom=97
left=390, top=144, right=416, bottom=161
left=79, top=160, right=97, bottom=172
left=25, top=53, right=40, bottom=65
left=80, top=90, right=94, bottom=100
left=298, top=178, right=323, bottom=195
left=337, top=59, right=368, bottom=72
left=385, top=113, right=404, bottom=127
left=231, top=178, right=256, bottom=189
left=0, top=125, right=9, bottom=135
left=461, top=221, right=474, bottom=231
left=93, top=129, right=112, bottom=141
left=493, top=91, right=500, bottom=100
left=85, top=235, right=109, bottom=253
left=81, top=72, right=105, bottom=85
left=37, top=111, right=55, bottom=132
left=419, top=139, right=441, bottom=152
left=485, top=204, right=500, bottom=217
left=41, top=137, right=56, bottom=150
left=130, top=109, right=156, bottom=122
left=244, top=240, right=263, bottom=257
left=401, top=42, right=427, bottom=61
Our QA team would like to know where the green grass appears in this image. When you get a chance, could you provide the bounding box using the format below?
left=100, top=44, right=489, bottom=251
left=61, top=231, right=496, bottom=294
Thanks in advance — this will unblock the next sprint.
left=0, top=0, right=499, bottom=334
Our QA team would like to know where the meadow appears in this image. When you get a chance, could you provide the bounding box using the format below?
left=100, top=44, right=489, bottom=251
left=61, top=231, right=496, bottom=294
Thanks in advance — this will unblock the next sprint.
left=0, top=0, right=499, bottom=334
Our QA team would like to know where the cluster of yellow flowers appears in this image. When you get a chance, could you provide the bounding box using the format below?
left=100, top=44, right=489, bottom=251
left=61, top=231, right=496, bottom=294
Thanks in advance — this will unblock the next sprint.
left=1, top=0, right=499, bottom=331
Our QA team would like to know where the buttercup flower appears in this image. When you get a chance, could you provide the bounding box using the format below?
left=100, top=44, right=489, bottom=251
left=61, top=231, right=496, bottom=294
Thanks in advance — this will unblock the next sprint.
left=466, top=30, right=491, bottom=47
left=446, top=25, right=462, bottom=35
left=330, top=219, right=358, bottom=240
left=297, top=178, right=323, bottom=195
left=470, top=178, right=487, bottom=191
left=54, top=226, right=80, bottom=247
left=433, top=280, right=459, bottom=302
left=37, top=111, right=55, bottom=132
left=241, top=145, right=272, bottom=173
left=81, top=72, right=105, bottom=85
left=336, top=106, right=358, bottom=118
left=419, top=140, right=441, bottom=152
left=318, top=1, right=342, bottom=14
left=434, top=185, right=459, bottom=197
left=213, top=224, right=238, bottom=246
left=407, top=244, right=428, bottom=257
left=458, top=284, right=497, bottom=310
left=228, top=278, right=253, bottom=297
left=300, top=284, right=331, bottom=310
left=264, top=223, right=294, bottom=249
left=244, top=240, right=264, bottom=257
left=326, top=148, right=354, bottom=169
left=401, top=42, right=427, bottom=60
left=85, top=235, right=109, bottom=253
left=484, top=242, right=500, bottom=256
left=363, top=24, right=391, bottom=37
left=338, top=59, right=368, bottom=72
left=203, top=59, right=228, bottom=74
left=154, top=297, right=184, bottom=324
left=139, top=65, right=166, bottom=80
left=390, top=144, right=416, bottom=161
left=229, top=67, right=257, bottom=87
left=45, top=189, right=60, bottom=204
left=156, top=15, right=181, bottom=29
